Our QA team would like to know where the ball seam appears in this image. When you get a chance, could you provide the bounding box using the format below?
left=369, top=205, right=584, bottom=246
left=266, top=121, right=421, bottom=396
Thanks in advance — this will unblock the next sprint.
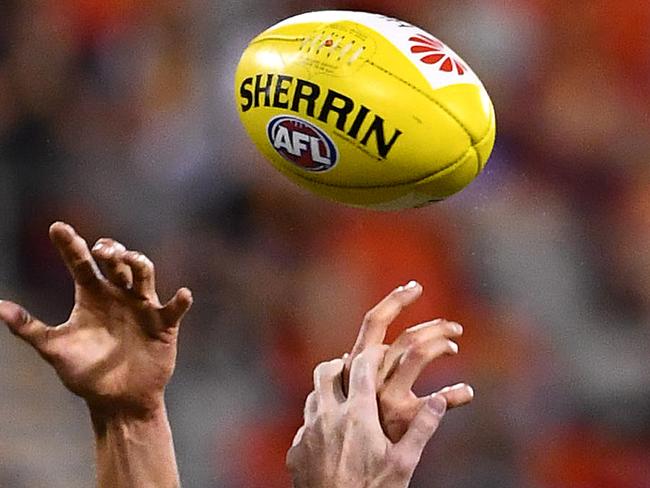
left=365, top=59, right=492, bottom=145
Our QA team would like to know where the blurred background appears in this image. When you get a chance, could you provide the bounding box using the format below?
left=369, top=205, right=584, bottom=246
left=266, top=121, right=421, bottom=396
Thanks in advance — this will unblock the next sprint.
left=1, top=0, right=649, bottom=486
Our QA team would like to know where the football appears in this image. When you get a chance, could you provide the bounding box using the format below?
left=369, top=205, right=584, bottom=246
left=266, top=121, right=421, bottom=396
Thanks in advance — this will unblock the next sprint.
left=235, top=10, right=496, bottom=210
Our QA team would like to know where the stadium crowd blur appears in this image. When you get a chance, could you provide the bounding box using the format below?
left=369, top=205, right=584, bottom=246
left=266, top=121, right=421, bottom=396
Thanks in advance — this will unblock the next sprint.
left=1, top=0, right=649, bottom=486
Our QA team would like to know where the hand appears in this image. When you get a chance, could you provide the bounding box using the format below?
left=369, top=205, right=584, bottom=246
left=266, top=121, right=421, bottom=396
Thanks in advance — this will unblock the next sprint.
left=344, top=281, right=474, bottom=441
left=287, top=346, right=448, bottom=488
left=0, top=222, right=192, bottom=417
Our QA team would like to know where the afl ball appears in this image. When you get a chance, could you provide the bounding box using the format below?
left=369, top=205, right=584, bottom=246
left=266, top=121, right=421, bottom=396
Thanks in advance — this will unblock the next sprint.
left=235, top=11, right=495, bottom=210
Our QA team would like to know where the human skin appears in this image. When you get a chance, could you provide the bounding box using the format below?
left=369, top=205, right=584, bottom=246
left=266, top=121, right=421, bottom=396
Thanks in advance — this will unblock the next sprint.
left=0, top=222, right=192, bottom=488
left=288, top=284, right=475, bottom=486
left=345, top=281, right=474, bottom=441
left=287, top=346, right=451, bottom=488
left=1, top=222, right=472, bottom=487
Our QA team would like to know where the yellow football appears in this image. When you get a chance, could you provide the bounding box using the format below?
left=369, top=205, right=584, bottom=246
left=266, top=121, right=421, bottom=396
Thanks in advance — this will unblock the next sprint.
left=235, top=10, right=496, bottom=210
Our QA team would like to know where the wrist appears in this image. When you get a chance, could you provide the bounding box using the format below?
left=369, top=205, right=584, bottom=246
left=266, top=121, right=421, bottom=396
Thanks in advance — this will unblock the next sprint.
left=91, top=397, right=179, bottom=488
left=89, top=394, right=167, bottom=435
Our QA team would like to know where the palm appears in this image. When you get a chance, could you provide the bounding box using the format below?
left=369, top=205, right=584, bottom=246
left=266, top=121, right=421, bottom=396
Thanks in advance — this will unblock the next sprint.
left=51, top=292, right=171, bottom=407
left=0, top=222, right=192, bottom=414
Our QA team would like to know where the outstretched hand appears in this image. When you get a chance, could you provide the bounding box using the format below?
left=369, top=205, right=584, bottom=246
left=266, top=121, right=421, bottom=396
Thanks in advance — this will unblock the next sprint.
left=0, top=222, right=192, bottom=417
left=344, top=281, right=474, bottom=441
left=288, top=282, right=474, bottom=488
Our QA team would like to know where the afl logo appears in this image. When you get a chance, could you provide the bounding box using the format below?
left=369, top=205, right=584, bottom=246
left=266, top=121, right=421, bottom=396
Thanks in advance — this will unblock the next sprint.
left=267, top=115, right=338, bottom=172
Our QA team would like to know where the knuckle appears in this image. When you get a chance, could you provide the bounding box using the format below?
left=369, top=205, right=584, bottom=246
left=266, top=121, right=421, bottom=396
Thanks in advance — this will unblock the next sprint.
left=314, top=361, right=329, bottom=378
left=140, top=255, right=154, bottom=270
left=128, top=252, right=153, bottom=272
left=325, top=357, right=343, bottom=370
left=363, top=305, right=393, bottom=328
left=305, top=390, right=317, bottom=405
left=313, top=361, right=337, bottom=385
left=404, top=330, right=428, bottom=348
left=362, top=309, right=379, bottom=327
left=105, top=247, right=123, bottom=261
left=125, top=250, right=140, bottom=262
left=68, top=244, right=87, bottom=263
left=441, top=321, right=463, bottom=336
left=111, top=241, right=126, bottom=252
left=304, top=392, right=318, bottom=416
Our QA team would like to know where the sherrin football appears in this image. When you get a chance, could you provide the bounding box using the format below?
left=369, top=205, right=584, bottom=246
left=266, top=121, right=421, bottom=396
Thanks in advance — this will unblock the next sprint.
left=235, top=11, right=496, bottom=210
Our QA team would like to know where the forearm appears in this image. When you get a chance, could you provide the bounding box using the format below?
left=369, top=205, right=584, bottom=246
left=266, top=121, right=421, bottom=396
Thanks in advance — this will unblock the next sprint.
left=91, top=402, right=180, bottom=488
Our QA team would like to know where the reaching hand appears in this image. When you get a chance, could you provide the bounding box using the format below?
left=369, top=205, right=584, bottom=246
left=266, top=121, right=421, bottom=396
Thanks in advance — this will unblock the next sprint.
left=0, top=222, right=192, bottom=417
left=344, top=281, right=474, bottom=441
left=287, top=346, right=448, bottom=488
left=288, top=283, right=474, bottom=487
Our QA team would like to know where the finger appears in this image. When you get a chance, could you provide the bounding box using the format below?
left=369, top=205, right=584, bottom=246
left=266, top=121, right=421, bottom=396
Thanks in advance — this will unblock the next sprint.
left=381, top=319, right=463, bottom=380
left=347, top=345, right=386, bottom=411
left=313, top=358, right=346, bottom=407
left=91, top=238, right=133, bottom=288
left=395, top=394, right=446, bottom=463
left=122, top=250, right=157, bottom=300
left=0, top=300, right=50, bottom=351
left=350, top=281, right=422, bottom=356
left=160, top=288, right=193, bottom=327
left=49, top=222, right=102, bottom=288
left=384, top=338, right=459, bottom=395
left=407, top=383, right=474, bottom=420
left=436, top=383, right=474, bottom=409
left=343, top=282, right=422, bottom=394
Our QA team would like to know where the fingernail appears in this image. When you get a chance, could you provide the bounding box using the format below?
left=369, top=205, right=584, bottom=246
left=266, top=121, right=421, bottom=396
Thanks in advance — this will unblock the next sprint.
left=449, top=341, right=459, bottom=353
left=342, top=353, right=350, bottom=360
left=397, top=281, right=419, bottom=293
left=92, top=242, right=104, bottom=251
left=444, top=383, right=472, bottom=394
left=451, top=322, right=463, bottom=335
left=427, top=394, right=447, bottom=415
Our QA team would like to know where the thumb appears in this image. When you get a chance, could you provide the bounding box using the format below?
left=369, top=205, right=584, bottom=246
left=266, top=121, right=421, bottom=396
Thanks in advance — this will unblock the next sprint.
left=395, top=393, right=447, bottom=462
left=0, top=300, right=50, bottom=350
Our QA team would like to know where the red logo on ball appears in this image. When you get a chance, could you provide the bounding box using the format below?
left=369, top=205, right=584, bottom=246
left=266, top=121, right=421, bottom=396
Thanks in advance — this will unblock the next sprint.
left=408, top=34, right=466, bottom=75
